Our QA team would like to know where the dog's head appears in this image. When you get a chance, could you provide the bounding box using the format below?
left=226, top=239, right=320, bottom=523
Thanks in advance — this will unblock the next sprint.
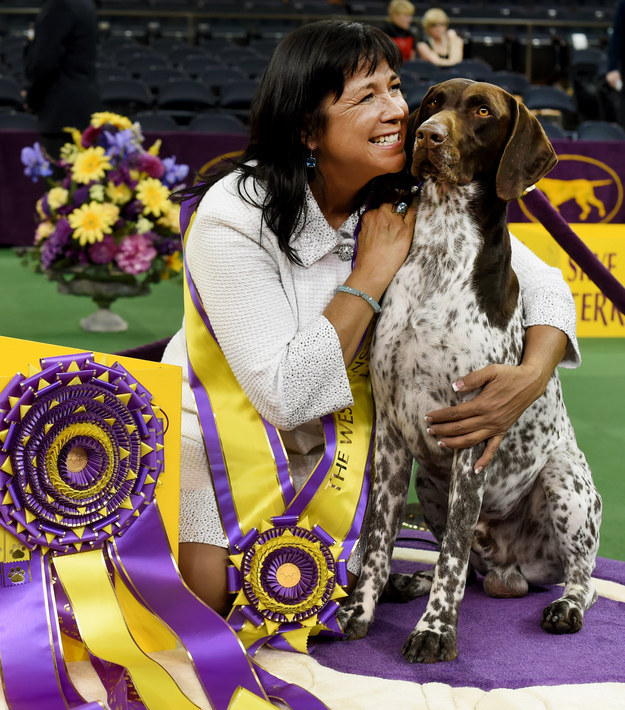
left=407, top=79, right=557, bottom=201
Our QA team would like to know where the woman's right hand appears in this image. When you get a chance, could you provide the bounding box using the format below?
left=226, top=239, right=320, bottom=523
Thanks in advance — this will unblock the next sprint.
left=350, top=200, right=416, bottom=300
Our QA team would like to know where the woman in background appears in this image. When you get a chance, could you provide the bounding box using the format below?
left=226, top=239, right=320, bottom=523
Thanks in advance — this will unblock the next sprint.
left=417, top=7, right=464, bottom=66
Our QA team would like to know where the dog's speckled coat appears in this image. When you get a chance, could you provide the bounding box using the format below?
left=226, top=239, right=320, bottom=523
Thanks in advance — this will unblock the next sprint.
left=338, top=80, right=602, bottom=663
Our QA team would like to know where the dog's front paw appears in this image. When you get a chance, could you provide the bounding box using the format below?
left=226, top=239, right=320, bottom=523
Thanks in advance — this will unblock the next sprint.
left=336, top=603, right=374, bottom=641
left=402, top=628, right=458, bottom=663
left=540, top=599, right=583, bottom=634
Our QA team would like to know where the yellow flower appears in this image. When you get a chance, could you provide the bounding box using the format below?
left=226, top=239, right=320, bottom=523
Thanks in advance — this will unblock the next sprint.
left=90, top=112, right=133, bottom=130
left=47, top=187, right=69, bottom=210
left=101, top=202, right=120, bottom=223
left=136, top=178, right=170, bottom=217
left=161, top=251, right=183, bottom=279
left=105, top=181, right=133, bottom=205
left=35, top=221, right=55, bottom=243
left=36, top=197, right=47, bottom=220
left=63, top=127, right=83, bottom=148
left=148, top=139, right=162, bottom=156
left=157, top=201, right=181, bottom=232
left=72, top=147, right=112, bottom=185
left=68, top=202, right=117, bottom=246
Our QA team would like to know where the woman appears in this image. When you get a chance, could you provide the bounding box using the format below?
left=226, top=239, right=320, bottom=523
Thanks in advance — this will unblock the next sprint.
left=382, top=0, right=418, bottom=62
left=417, top=7, right=464, bottom=67
left=163, top=20, right=579, bottom=616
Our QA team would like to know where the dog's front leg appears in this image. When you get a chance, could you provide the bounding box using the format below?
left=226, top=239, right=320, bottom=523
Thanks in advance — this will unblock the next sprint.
left=338, top=416, right=414, bottom=640
left=403, top=448, right=486, bottom=663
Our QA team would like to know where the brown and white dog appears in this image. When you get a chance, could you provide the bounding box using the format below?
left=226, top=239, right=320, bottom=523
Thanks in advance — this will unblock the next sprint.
left=338, top=79, right=602, bottom=663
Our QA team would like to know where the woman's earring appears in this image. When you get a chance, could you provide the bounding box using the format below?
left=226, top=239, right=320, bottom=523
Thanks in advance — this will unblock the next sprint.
left=305, top=150, right=316, bottom=169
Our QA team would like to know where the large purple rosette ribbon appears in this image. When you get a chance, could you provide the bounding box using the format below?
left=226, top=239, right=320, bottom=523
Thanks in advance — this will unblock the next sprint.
left=0, top=351, right=289, bottom=709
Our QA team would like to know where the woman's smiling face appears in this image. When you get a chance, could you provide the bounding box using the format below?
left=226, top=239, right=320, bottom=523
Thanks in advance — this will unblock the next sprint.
left=311, top=61, right=409, bottom=193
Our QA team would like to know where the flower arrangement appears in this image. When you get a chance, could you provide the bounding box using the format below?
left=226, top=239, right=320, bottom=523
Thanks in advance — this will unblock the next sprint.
left=20, top=112, right=189, bottom=291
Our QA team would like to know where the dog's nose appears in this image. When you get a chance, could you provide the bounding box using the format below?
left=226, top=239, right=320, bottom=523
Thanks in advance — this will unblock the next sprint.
left=416, top=123, right=448, bottom=149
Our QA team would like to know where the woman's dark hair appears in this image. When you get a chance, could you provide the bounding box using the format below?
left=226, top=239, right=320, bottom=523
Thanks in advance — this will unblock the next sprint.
left=177, top=20, right=402, bottom=263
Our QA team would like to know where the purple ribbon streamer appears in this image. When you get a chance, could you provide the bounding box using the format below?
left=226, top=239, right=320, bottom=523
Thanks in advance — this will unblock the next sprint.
left=110, top=501, right=266, bottom=710
left=522, top=187, right=625, bottom=314
left=0, top=551, right=88, bottom=709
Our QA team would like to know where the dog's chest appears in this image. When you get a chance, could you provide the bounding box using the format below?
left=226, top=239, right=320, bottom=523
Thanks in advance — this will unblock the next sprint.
left=371, top=183, right=523, bottom=422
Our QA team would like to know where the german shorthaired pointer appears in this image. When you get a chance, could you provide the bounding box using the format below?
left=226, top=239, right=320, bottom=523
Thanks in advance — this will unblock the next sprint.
left=338, top=79, right=602, bottom=663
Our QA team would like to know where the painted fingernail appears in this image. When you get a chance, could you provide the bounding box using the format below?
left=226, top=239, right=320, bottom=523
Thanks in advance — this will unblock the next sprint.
left=424, top=416, right=432, bottom=424
left=426, top=427, right=433, bottom=435
left=474, top=465, right=483, bottom=474
left=437, top=441, right=446, bottom=448
left=452, top=380, right=465, bottom=392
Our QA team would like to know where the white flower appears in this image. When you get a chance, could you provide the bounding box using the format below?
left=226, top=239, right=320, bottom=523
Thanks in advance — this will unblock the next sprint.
left=89, top=183, right=106, bottom=201
left=136, top=216, right=154, bottom=234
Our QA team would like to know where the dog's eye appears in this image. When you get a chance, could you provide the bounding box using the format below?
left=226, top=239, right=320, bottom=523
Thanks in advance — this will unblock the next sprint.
left=426, top=98, right=439, bottom=108
left=477, top=106, right=490, bottom=116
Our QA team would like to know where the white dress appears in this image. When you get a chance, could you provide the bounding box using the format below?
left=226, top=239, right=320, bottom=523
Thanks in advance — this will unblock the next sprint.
left=162, top=171, right=581, bottom=559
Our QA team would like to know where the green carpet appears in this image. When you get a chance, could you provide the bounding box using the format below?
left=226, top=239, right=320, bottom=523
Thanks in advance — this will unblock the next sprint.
left=1, top=247, right=624, bottom=561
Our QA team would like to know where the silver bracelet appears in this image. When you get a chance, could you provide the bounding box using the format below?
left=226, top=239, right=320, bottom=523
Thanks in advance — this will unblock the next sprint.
left=335, top=285, right=381, bottom=313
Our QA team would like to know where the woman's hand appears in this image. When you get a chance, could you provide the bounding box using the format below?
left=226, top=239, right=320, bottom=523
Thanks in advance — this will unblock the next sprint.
left=350, top=200, right=416, bottom=300
left=325, top=199, right=416, bottom=366
left=424, top=325, right=568, bottom=473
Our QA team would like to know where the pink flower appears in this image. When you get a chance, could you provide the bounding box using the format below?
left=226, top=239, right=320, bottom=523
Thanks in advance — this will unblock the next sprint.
left=88, top=234, right=117, bottom=264
left=134, top=153, right=165, bottom=179
left=115, top=233, right=157, bottom=275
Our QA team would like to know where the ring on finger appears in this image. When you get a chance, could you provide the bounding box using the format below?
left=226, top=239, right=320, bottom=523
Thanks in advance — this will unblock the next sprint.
left=392, top=201, right=408, bottom=217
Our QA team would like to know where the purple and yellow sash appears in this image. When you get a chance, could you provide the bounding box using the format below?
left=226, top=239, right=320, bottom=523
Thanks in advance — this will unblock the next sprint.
left=181, top=199, right=374, bottom=654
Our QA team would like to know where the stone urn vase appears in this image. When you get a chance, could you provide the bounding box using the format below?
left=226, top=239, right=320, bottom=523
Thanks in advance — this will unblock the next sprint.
left=47, top=269, right=151, bottom=332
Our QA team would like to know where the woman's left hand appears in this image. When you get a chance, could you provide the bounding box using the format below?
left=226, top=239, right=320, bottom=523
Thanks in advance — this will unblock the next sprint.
left=424, top=325, right=568, bottom=473
left=424, top=362, right=546, bottom=474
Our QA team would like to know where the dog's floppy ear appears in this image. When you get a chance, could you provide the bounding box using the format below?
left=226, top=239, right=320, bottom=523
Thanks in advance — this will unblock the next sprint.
left=496, top=96, right=557, bottom=201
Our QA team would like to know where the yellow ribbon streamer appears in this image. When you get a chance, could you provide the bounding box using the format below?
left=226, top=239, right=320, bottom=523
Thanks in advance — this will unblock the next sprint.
left=54, top=549, right=201, bottom=710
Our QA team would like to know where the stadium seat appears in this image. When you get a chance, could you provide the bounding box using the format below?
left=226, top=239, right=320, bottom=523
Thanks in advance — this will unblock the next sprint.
left=99, top=78, right=154, bottom=115
left=156, top=79, right=217, bottom=113
left=187, top=112, right=249, bottom=134
left=523, top=85, right=579, bottom=130
left=576, top=121, right=625, bottom=142
left=536, top=116, right=569, bottom=141
left=0, top=110, right=38, bottom=130
left=490, top=70, right=530, bottom=98
left=0, top=76, right=23, bottom=110
left=219, top=80, right=260, bottom=122
left=140, top=66, right=187, bottom=92
left=134, top=111, right=180, bottom=132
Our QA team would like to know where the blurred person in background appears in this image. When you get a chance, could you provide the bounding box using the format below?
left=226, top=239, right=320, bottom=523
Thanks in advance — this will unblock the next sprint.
left=417, top=7, right=464, bottom=66
left=24, top=0, right=102, bottom=161
left=382, top=0, right=418, bottom=62
left=606, top=0, right=625, bottom=125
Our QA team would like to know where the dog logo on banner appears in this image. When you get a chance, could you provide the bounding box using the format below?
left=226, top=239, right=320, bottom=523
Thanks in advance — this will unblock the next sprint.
left=518, top=155, right=624, bottom=223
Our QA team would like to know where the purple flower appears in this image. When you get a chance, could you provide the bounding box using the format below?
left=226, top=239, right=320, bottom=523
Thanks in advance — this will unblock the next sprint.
left=40, top=218, right=72, bottom=268
left=134, top=152, right=165, bottom=179
left=21, top=142, right=53, bottom=183
left=115, top=233, right=157, bottom=275
left=88, top=234, right=117, bottom=264
left=123, top=199, right=144, bottom=220
left=161, top=156, right=189, bottom=188
left=108, top=166, right=136, bottom=188
left=103, top=128, right=139, bottom=160
left=154, top=235, right=181, bottom=255
left=72, top=185, right=90, bottom=206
